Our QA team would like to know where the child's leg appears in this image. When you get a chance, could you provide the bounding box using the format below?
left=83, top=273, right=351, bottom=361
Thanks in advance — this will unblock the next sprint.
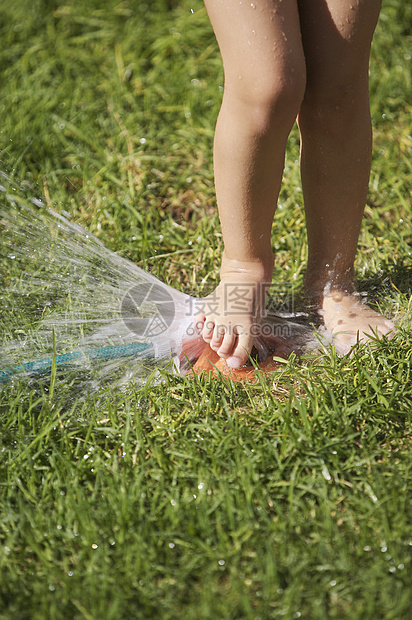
left=297, top=0, right=394, bottom=353
left=201, top=0, right=306, bottom=368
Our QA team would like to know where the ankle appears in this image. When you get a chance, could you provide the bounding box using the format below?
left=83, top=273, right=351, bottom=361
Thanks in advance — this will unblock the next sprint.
left=221, top=251, right=274, bottom=283
left=304, top=273, right=355, bottom=310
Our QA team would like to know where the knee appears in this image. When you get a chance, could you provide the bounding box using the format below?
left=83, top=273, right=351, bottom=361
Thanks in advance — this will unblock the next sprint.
left=226, top=64, right=306, bottom=134
left=300, top=69, right=370, bottom=123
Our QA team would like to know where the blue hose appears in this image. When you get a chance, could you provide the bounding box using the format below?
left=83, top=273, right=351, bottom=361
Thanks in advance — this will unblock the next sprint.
left=0, top=342, right=154, bottom=385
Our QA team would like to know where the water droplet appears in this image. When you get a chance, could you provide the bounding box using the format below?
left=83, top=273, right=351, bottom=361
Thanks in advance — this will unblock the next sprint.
left=91, top=543, right=98, bottom=549
left=169, top=542, right=175, bottom=548
left=322, top=465, right=332, bottom=481
left=218, top=559, right=225, bottom=566
left=198, top=482, right=205, bottom=490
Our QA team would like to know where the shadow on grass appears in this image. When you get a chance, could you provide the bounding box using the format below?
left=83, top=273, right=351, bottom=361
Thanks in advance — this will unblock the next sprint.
left=357, top=261, right=412, bottom=300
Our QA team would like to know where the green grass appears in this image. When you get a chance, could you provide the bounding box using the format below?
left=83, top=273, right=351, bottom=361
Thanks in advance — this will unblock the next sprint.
left=0, top=0, right=411, bottom=618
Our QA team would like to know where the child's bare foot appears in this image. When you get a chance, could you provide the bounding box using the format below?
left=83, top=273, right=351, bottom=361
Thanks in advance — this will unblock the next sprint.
left=195, top=253, right=274, bottom=368
left=321, top=290, right=395, bottom=355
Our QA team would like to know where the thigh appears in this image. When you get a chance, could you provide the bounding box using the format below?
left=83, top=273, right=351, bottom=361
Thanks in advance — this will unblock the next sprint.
left=298, top=0, right=382, bottom=92
left=204, top=0, right=305, bottom=95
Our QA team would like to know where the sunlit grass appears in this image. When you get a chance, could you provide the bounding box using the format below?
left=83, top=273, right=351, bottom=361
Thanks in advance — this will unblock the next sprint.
left=0, top=0, right=411, bottom=618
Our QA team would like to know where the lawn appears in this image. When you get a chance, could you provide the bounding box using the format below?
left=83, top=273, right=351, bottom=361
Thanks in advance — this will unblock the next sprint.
left=0, top=0, right=411, bottom=618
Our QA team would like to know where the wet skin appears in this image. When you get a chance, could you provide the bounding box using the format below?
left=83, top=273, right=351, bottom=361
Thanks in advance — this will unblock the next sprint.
left=200, top=0, right=393, bottom=367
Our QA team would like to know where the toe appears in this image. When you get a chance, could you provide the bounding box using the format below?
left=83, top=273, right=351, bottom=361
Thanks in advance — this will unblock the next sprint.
left=201, top=318, right=215, bottom=343
left=193, top=316, right=205, bottom=336
left=333, top=333, right=356, bottom=356
left=377, top=322, right=395, bottom=339
left=217, top=331, right=237, bottom=359
left=225, top=355, right=245, bottom=369
left=226, top=332, right=253, bottom=369
left=383, top=319, right=395, bottom=332
left=210, top=324, right=226, bottom=352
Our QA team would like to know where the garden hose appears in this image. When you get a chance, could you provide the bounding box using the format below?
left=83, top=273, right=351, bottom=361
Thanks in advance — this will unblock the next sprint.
left=0, top=342, right=154, bottom=385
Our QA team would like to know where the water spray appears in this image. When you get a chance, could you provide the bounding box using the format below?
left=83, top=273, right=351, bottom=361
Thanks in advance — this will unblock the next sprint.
left=0, top=173, right=314, bottom=390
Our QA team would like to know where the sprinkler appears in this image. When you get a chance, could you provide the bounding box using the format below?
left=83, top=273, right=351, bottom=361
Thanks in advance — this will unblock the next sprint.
left=0, top=194, right=316, bottom=390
